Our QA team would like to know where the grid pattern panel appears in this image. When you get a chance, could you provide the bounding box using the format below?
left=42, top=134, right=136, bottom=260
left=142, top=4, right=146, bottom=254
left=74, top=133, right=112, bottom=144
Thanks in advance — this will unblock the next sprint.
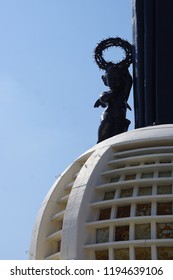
left=85, top=145, right=173, bottom=260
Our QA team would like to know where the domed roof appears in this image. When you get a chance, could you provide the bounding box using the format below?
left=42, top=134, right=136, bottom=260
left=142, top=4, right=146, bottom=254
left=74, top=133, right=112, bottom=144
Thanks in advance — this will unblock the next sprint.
left=30, top=124, right=173, bottom=260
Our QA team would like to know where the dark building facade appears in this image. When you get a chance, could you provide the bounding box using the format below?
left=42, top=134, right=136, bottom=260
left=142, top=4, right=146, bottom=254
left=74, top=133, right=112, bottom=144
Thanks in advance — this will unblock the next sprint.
left=133, top=0, right=173, bottom=128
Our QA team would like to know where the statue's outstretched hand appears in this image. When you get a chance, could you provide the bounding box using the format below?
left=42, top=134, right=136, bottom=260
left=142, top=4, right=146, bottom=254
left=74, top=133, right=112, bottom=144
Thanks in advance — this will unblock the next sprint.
left=94, top=99, right=101, bottom=107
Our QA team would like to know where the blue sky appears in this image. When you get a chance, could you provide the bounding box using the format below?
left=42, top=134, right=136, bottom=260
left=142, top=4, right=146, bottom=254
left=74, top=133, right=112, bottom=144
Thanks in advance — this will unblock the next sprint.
left=0, top=0, right=133, bottom=259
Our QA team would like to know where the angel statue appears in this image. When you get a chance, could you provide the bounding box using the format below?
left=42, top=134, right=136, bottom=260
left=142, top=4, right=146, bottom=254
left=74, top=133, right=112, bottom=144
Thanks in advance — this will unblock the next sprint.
left=94, top=37, right=133, bottom=143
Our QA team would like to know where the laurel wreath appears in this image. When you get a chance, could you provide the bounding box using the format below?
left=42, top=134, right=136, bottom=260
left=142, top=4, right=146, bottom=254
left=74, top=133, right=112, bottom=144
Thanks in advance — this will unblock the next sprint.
left=94, top=37, right=132, bottom=70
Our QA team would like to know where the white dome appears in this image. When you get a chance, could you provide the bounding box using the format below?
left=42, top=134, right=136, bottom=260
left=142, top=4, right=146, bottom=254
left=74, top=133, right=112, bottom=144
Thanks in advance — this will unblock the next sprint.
left=30, top=124, right=173, bottom=260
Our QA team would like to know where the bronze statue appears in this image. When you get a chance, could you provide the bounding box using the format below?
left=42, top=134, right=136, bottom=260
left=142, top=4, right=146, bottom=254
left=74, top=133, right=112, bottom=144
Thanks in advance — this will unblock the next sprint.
left=94, top=37, right=133, bottom=143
